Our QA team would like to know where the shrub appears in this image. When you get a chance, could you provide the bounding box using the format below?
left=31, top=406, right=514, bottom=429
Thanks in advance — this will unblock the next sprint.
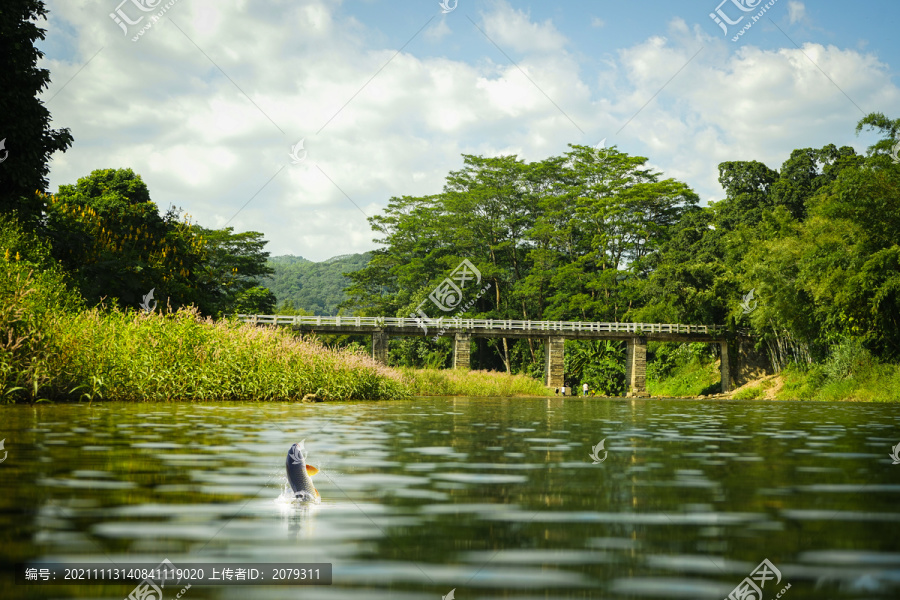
left=823, top=337, right=875, bottom=381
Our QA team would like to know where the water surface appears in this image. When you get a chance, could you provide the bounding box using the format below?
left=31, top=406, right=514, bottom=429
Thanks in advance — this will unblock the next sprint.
left=1, top=397, right=898, bottom=599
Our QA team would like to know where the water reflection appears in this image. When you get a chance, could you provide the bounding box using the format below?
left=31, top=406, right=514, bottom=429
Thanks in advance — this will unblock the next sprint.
left=1, top=398, right=898, bottom=599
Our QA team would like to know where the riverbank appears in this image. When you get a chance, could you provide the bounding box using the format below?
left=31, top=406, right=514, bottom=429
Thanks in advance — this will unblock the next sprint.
left=6, top=214, right=898, bottom=403
left=399, top=367, right=550, bottom=397
left=0, top=297, right=555, bottom=403
left=0, top=286, right=552, bottom=403
left=649, top=352, right=900, bottom=402
left=728, top=362, right=900, bottom=402
left=1, top=217, right=551, bottom=403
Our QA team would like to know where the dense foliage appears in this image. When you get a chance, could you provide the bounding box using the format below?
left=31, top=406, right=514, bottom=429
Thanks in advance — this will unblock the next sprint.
left=344, top=116, right=900, bottom=388
left=343, top=148, right=698, bottom=378
left=34, top=168, right=275, bottom=317
left=0, top=215, right=407, bottom=402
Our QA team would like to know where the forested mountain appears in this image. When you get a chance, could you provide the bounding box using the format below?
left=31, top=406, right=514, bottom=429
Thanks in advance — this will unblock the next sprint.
left=262, top=253, right=370, bottom=315
left=344, top=112, right=900, bottom=382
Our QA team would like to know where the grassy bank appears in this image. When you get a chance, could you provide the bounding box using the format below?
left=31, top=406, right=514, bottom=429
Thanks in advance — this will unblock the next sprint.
left=647, top=358, right=721, bottom=397
left=645, top=342, right=721, bottom=397
left=400, top=367, right=551, bottom=397
left=1, top=300, right=410, bottom=403
left=1, top=282, right=550, bottom=402
left=740, top=361, right=900, bottom=402
left=0, top=216, right=406, bottom=402
left=0, top=217, right=550, bottom=403
left=648, top=339, right=900, bottom=402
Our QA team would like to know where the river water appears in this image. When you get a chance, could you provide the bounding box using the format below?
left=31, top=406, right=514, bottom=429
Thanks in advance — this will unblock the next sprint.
left=0, top=397, right=898, bottom=599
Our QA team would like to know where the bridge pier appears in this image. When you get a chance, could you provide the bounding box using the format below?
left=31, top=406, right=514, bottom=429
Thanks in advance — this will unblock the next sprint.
left=371, top=331, right=389, bottom=365
left=452, top=333, right=471, bottom=369
left=544, top=336, right=565, bottom=388
left=625, top=337, right=649, bottom=397
left=720, top=341, right=731, bottom=393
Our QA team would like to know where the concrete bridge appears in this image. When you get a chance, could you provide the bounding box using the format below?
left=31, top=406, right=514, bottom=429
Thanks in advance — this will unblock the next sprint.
left=235, top=315, right=734, bottom=397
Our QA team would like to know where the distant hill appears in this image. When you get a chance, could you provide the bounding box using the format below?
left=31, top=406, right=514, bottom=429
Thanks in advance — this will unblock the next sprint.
left=261, top=252, right=370, bottom=315
left=267, top=255, right=313, bottom=266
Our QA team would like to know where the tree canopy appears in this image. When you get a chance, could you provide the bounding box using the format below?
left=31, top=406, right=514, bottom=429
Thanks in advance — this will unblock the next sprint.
left=344, top=114, right=900, bottom=378
left=0, top=0, right=73, bottom=223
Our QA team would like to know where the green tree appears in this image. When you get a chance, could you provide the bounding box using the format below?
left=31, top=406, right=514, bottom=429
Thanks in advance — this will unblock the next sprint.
left=0, top=0, right=73, bottom=223
left=565, top=340, right=625, bottom=395
left=346, top=145, right=699, bottom=375
left=231, top=286, right=277, bottom=315
left=192, top=226, right=274, bottom=317
left=714, top=160, right=779, bottom=229
left=629, top=206, right=732, bottom=326
left=742, top=113, right=900, bottom=361
left=43, top=168, right=206, bottom=310
left=855, top=112, right=900, bottom=160
left=769, top=145, right=864, bottom=220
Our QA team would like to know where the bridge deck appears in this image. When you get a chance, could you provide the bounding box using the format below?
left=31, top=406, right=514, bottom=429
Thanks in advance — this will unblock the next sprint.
left=235, top=315, right=727, bottom=341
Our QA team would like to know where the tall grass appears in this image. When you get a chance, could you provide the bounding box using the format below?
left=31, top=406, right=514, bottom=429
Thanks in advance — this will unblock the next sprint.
left=399, top=367, right=552, bottom=397
left=1, top=216, right=552, bottom=402
left=777, top=360, right=900, bottom=402
left=1, top=303, right=410, bottom=403
left=53, top=308, right=410, bottom=402
left=1, top=215, right=409, bottom=402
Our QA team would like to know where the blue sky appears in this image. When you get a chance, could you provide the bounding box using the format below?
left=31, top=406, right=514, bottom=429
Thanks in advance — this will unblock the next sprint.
left=39, top=0, right=900, bottom=260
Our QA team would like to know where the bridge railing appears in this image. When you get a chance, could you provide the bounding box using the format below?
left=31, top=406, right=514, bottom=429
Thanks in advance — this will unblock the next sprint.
left=234, top=315, right=723, bottom=334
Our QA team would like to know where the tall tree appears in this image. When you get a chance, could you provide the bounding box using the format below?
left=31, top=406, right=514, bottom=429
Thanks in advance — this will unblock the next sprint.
left=742, top=114, right=900, bottom=361
left=192, top=226, right=275, bottom=317
left=43, top=168, right=206, bottom=310
left=769, top=145, right=864, bottom=220
left=0, top=0, right=73, bottom=223
left=345, top=145, right=699, bottom=374
left=714, top=160, right=779, bottom=229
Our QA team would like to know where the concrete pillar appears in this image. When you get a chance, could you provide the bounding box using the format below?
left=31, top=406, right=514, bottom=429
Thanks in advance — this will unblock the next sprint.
left=626, top=337, right=649, bottom=397
left=371, top=331, right=388, bottom=365
left=625, top=339, right=633, bottom=390
left=452, top=333, right=471, bottom=369
left=544, top=336, right=565, bottom=388
left=720, top=341, right=731, bottom=393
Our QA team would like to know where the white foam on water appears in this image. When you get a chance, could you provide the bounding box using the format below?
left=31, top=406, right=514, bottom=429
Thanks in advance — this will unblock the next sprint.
left=274, top=474, right=322, bottom=511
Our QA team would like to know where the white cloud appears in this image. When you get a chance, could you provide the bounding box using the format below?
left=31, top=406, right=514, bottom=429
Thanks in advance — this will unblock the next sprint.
left=607, top=20, right=897, bottom=204
left=38, top=2, right=899, bottom=262
left=424, top=18, right=452, bottom=43
left=479, top=0, right=568, bottom=54
left=787, top=1, right=807, bottom=25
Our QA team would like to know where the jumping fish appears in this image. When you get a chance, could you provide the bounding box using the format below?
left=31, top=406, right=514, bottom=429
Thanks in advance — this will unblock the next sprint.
left=285, top=440, right=320, bottom=502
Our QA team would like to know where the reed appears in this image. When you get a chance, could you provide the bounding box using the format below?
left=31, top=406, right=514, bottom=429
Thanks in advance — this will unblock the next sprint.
left=1, top=304, right=411, bottom=402
left=399, top=367, right=551, bottom=397
left=1, top=216, right=408, bottom=402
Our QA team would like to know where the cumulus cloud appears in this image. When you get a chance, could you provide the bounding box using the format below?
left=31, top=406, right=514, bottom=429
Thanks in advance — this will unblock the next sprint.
left=38, top=2, right=899, bottom=260
left=479, top=0, right=568, bottom=54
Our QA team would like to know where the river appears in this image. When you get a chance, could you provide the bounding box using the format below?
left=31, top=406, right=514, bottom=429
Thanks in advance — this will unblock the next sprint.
left=0, top=397, right=898, bottom=599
